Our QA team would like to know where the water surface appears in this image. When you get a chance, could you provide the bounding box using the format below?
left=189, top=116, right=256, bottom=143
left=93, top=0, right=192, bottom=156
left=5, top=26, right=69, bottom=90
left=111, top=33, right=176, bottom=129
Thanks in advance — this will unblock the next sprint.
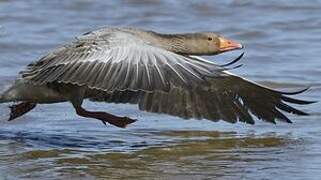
left=0, top=0, right=321, bottom=179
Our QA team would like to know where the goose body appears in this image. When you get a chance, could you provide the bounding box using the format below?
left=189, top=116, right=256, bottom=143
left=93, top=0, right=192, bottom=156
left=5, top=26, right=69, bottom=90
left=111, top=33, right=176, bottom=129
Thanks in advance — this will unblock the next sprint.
left=0, top=27, right=314, bottom=128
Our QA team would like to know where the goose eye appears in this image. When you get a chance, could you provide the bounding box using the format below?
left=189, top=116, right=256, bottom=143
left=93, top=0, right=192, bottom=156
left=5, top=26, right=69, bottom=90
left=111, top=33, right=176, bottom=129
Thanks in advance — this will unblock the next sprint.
left=207, top=37, right=213, bottom=41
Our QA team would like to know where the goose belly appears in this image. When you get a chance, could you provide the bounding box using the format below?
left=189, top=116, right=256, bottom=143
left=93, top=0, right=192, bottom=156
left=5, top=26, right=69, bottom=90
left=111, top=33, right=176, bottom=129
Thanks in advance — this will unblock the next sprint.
left=1, top=79, right=67, bottom=103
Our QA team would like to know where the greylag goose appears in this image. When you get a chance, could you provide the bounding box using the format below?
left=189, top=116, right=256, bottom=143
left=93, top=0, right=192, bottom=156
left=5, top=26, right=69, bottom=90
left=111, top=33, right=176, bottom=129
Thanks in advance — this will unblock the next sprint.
left=0, top=27, right=314, bottom=128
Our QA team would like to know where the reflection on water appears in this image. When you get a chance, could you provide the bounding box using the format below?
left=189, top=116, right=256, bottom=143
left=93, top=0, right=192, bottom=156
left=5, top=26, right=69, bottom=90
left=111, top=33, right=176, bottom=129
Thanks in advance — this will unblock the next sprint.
left=0, top=130, right=296, bottom=179
left=0, top=0, right=321, bottom=179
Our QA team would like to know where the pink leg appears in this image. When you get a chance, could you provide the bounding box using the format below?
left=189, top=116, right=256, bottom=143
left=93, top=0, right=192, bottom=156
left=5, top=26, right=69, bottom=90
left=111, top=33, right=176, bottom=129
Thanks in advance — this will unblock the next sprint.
left=74, top=106, right=137, bottom=128
left=8, top=102, right=37, bottom=121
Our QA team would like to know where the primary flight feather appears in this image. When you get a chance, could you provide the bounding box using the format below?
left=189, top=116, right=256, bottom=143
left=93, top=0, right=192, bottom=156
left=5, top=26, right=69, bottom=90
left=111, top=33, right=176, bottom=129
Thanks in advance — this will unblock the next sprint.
left=0, top=27, right=314, bottom=128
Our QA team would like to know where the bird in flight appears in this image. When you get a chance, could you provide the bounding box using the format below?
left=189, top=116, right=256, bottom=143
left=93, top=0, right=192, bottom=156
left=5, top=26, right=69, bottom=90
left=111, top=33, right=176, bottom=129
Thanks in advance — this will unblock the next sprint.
left=0, top=27, right=314, bottom=128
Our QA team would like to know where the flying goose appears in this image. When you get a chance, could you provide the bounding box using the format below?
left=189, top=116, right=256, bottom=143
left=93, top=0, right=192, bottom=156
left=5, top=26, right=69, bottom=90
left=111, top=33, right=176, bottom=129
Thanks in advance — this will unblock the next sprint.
left=0, top=27, right=314, bottom=128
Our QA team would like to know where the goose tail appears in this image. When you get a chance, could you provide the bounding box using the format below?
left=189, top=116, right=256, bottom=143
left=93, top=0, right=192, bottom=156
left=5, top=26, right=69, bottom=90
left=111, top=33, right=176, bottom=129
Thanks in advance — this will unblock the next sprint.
left=0, top=82, right=18, bottom=104
left=0, top=94, right=4, bottom=103
left=0, top=89, right=10, bottom=103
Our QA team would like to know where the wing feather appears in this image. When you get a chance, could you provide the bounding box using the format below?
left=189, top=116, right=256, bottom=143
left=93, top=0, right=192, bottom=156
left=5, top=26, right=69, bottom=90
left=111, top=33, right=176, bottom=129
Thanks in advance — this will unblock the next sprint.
left=22, top=31, right=225, bottom=93
left=90, top=73, right=312, bottom=124
left=21, top=28, right=313, bottom=124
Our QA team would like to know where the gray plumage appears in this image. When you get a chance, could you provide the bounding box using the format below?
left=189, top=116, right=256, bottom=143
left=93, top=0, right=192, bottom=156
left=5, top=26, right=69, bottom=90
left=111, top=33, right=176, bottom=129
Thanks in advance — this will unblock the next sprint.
left=1, top=27, right=314, bottom=127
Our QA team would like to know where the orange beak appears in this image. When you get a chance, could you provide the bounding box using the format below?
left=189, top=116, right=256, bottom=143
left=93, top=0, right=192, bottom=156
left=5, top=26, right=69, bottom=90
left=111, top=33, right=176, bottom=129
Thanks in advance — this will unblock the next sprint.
left=218, top=37, right=243, bottom=52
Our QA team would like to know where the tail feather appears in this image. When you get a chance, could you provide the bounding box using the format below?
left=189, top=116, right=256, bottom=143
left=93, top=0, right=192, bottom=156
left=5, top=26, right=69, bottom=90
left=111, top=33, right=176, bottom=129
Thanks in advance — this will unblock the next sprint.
left=0, top=83, right=16, bottom=104
left=0, top=79, right=28, bottom=104
left=0, top=93, right=10, bottom=103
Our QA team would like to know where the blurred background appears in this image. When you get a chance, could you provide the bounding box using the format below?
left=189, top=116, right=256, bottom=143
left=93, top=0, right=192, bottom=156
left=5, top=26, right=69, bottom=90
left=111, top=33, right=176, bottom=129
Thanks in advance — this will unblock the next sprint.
left=0, top=0, right=320, bottom=179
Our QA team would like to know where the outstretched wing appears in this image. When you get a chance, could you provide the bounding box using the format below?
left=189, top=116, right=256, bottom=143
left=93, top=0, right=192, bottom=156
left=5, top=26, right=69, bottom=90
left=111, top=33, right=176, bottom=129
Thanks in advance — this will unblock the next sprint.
left=21, top=29, right=314, bottom=124
left=91, top=73, right=314, bottom=124
left=21, top=31, right=225, bottom=92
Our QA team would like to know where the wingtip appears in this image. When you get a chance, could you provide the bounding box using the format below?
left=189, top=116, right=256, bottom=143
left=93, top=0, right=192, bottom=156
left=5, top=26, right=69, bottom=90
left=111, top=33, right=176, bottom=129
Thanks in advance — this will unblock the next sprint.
left=282, top=96, right=317, bottom=105
left=279, top=86, right=316, bottom=105
left=280, top=86, right=311, bottom=95
left=220, top=52, right=245, bottom=67
left=229, top=64, right=243, bottom=70
left=286, top=119, right=293, bottom=123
